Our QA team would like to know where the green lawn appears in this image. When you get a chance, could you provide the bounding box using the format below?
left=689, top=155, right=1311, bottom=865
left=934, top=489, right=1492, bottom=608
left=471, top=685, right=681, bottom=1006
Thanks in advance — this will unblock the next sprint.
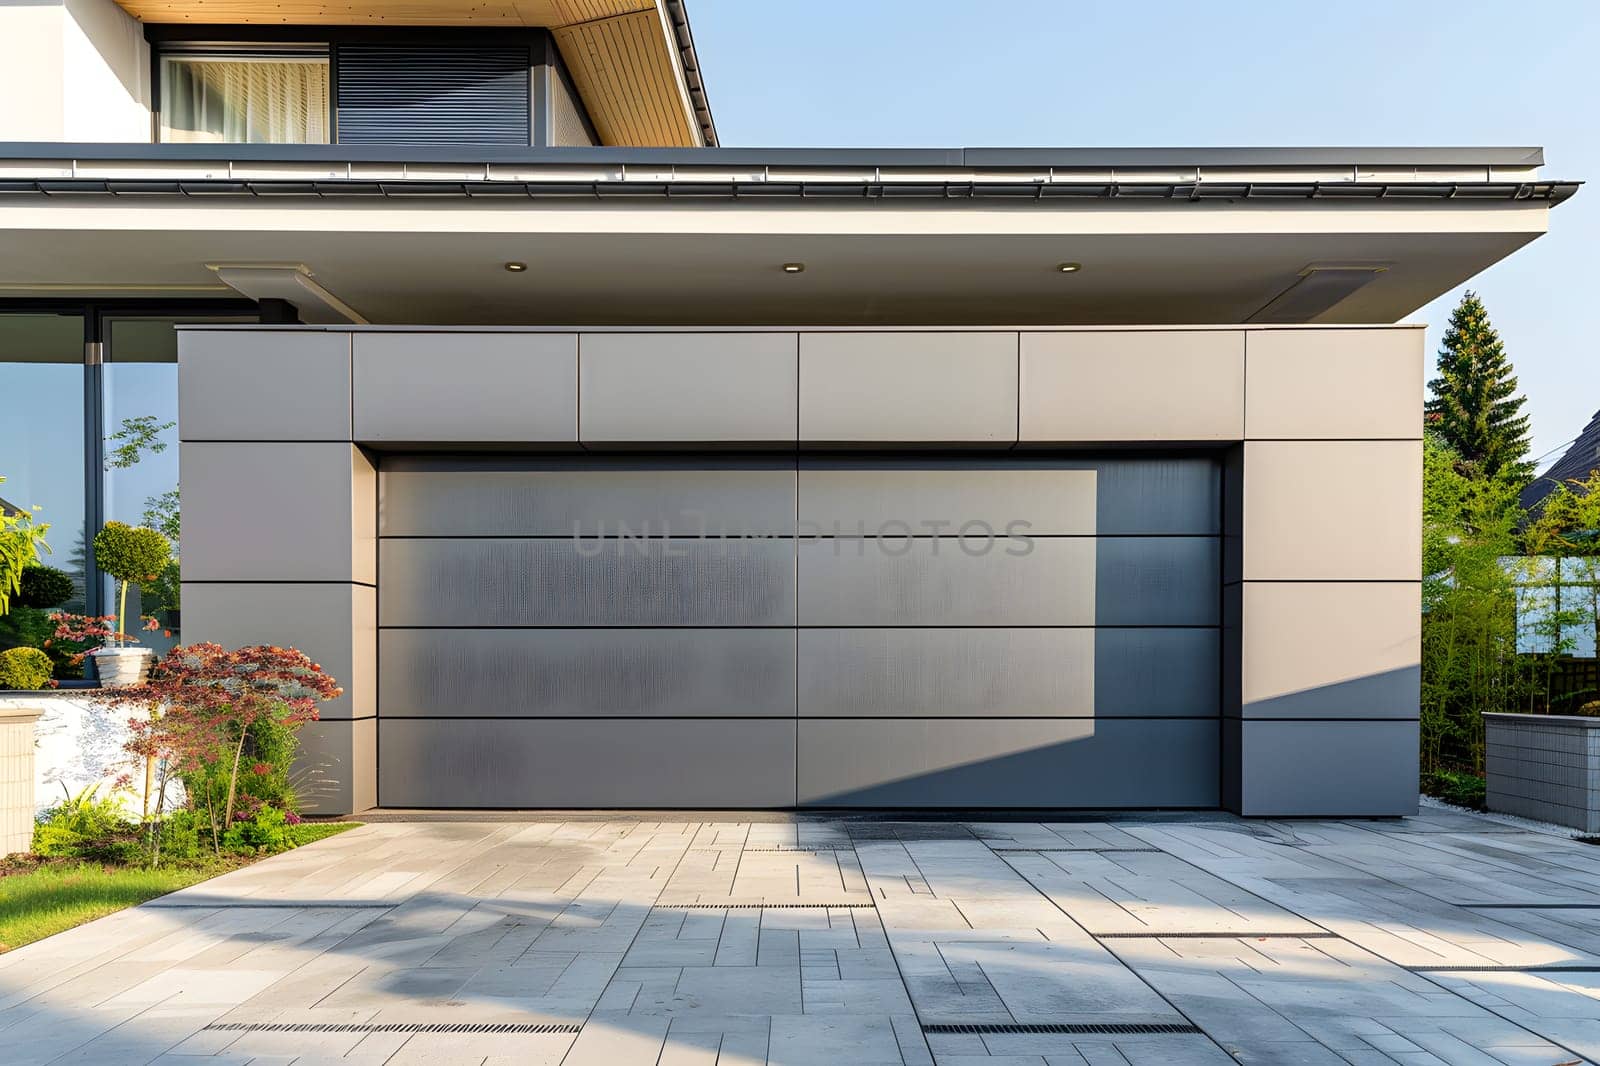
left=0, top=822, right=360, bottom=954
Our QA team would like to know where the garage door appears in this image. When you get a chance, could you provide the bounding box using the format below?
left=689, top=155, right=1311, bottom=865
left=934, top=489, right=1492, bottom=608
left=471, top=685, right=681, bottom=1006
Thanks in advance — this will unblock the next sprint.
left=375, top=454, right=1221, bottom=808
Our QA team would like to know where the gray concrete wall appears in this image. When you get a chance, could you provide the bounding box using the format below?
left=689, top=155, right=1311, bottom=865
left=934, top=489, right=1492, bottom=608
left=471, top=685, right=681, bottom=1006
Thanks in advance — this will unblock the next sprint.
left=1485, top=713, right=1600, bottom=833
left=178, top=325, right=1423, bottom=816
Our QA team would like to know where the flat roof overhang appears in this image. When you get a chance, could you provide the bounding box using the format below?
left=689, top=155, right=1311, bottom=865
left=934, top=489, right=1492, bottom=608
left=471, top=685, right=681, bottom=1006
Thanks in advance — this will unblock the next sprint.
left=111, top=0, right=715, bottom=148
left=0, top=145, right=1576, bottom=326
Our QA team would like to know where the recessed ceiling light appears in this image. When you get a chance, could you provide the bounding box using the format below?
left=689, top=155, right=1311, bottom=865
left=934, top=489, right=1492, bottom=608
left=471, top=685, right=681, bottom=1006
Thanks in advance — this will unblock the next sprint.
left=782, top=262, right=805, bottom=274
left=504, top=261, right=527, bottom=273
left=1055, top=262, right=1082, bottom=273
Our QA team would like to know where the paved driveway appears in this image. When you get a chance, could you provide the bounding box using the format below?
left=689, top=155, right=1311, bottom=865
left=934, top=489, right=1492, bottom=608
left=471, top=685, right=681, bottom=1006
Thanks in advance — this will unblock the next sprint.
left=3, top=805, right=1600, bottom=1065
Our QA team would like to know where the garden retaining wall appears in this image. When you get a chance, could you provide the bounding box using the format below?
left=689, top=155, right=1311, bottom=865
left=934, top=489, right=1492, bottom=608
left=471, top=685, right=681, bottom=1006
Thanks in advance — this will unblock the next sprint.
left=0, top=691, right=143, bottom=822
left=1484, top=712, right=1600, bottom=833
left=0, top=702, right=42, bottom=855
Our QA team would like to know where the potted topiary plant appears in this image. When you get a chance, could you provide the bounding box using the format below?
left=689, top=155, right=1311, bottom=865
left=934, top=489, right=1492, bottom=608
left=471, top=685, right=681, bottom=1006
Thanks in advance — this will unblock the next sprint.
left=90, top=522, right=171, bottom=688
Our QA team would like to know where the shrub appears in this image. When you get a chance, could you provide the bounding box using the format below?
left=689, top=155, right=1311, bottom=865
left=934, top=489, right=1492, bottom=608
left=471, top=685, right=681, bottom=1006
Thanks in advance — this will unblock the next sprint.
left=33, top=785, right=140, bottom=861
left=1579, top=700, right=1600, bottom=718
left=142, top=559, right=182, bottom=616
left=100, top=643, right=341, bottom=855
left=0, top=475, right=51, bottom=618
left=1422, top=769, right=1487, bottom=811
left=0, top=646, right=52, bottom=689
left=0, top=607, right=87, bottom=681
left=16, top=565, right=73, bottom=609
left=155, top=808, right=205, bottom=862
left=221, top=806, right=291, bottom=854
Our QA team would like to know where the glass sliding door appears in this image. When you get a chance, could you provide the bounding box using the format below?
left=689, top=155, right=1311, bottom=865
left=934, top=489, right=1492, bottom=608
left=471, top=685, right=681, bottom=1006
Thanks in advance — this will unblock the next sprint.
left=0, top=313, right=88, bottom=610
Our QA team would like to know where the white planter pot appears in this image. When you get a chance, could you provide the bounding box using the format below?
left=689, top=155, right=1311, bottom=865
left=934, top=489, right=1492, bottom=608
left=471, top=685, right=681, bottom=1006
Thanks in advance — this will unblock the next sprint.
left=90, top=647, right=153, bottom=688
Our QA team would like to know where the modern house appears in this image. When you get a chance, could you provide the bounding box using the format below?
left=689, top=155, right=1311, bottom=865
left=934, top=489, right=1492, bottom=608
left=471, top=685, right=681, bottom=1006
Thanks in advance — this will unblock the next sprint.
left=0, top=0, right=1578, bottom=818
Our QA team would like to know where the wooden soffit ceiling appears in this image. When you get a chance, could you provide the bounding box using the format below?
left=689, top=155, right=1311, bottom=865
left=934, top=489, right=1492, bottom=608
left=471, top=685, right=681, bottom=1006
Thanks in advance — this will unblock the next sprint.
left=112, top=0, right=703, bottom=147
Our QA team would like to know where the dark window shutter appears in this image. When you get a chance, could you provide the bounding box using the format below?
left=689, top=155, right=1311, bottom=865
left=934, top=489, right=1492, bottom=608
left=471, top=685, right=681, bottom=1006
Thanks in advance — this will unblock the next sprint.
left=335, top=44, right=530, bottom=146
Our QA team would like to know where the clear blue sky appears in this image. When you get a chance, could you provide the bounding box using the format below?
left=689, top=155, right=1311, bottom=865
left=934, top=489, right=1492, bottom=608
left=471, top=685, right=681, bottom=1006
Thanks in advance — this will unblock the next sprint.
left=692, top=0, right=1599, bottom=466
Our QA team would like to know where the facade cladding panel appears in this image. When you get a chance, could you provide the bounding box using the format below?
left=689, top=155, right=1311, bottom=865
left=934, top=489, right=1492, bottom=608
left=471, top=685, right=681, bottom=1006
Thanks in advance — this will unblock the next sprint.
left=178, top=325, right=1425, bottom=816
left=376, top=455, right=1223, bottom=808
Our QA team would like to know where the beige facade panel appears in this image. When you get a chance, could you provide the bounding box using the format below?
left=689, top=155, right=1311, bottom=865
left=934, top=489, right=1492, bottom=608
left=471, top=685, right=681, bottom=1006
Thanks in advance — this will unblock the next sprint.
left=353, top=332, right=577, bottom=442
left=296, top=717, right=376, bottom=816
left=1242, top=440, right=1421, bottom=581
left=1239, top=581, right=1420, bottom=719
left=1245, top=328, right=1425, bottom=440
left=1019, top=330, right=1245, bottom=441
left=179, top=329, right=351, bottom=441
left=181, top=442, right=376, bottom=583
left=181, top=582, right=375, bottom=721
left=1227, top=719, right=1419, bottom=817
left=799, top=332, right=1018, bottom=443
left=579, top=332, right=797, bottom=443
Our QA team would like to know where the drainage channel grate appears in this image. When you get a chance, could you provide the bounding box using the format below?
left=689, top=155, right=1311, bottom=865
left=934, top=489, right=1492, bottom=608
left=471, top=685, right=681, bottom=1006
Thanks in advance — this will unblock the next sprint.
left=1462, top=903, right=1600, bottom=909
left=1096, top=931, right=1340, bottom=939
left=741, top=845, right=855, bottom=852
left=145, top=901, right=397, bottom=910
left=203, top=1022, right=580, bottom=1035
left=1411, top=965, right=1600, bottom=973
left=990, top=847, right=1161, bottom=854
left=657, top=902, right=876, bottom=910
left=923, top=1023, right=1202, bottom=1036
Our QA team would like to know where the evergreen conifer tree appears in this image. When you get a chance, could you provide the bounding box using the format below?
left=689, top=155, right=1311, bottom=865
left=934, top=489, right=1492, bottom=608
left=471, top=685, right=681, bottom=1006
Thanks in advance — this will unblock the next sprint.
left=1426, top=291, right=1533, bottom=481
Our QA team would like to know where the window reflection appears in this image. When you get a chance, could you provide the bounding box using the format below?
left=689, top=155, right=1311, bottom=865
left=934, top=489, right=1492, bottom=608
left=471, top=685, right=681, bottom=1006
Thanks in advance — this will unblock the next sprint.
left=102, top=316, right=249, bottom=651
left=0, top=313, right=87, bottom=611
left=103, top=318, right=184, bottom=651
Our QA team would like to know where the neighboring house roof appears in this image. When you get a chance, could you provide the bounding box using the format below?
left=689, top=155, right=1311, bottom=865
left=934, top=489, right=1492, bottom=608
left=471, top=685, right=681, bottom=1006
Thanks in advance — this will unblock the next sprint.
left=0, top=494, right=23, bottom=518
left=1522, top=408, right=1600, bottom=512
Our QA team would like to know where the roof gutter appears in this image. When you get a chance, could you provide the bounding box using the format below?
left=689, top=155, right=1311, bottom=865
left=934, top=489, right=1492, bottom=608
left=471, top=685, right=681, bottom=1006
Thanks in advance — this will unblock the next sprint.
left=0, top=178, right=1577, bottom=203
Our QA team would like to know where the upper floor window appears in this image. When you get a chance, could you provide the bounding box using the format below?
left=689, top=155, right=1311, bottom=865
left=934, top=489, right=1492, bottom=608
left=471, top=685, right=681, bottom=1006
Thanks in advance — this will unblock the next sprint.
left=158, top=49, right=330, bottom=144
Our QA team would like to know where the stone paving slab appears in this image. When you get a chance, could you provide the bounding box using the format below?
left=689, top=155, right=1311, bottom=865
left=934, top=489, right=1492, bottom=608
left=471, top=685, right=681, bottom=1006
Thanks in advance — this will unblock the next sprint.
left=1, top=809, right=1599, bottom=1064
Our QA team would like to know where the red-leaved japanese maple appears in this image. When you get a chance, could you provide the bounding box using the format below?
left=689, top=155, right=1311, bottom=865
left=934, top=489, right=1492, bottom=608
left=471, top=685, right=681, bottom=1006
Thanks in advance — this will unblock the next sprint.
left=100, top=642, right=342, bottom=855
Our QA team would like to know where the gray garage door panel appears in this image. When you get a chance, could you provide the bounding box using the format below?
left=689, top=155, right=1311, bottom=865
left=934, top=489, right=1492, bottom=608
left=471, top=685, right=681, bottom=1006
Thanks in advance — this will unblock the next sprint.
left=381, top=718, right=797, bottom=807
left=796, top=627, right=1219, bottom=718
left=799, top=461, right=1095, bottom=534
left=1096, top=628, right=1220, bottom=716
left=380, top=628, right=797, bottom=717
left=380, top=538, right=798, bottom=626
left=377, top=452, right=1222, bottom=809
left=1088, top=457, right=1221, bottom=535
left=799, top=628, right=1093, bottom=717
left=1095, top=537, right=1221, bottom=626
left=797, top=719, right=1218, bottom=807
left=381, top=456, right=797, bottom=537
left=798, top=537, right=1095, bottom=626
left=797, top=536, right=1219, bottom=627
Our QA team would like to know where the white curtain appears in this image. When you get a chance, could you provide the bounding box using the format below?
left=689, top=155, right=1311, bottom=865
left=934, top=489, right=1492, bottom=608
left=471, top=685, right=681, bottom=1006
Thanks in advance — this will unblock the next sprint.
left=161, top=57, right=329, bottom=144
